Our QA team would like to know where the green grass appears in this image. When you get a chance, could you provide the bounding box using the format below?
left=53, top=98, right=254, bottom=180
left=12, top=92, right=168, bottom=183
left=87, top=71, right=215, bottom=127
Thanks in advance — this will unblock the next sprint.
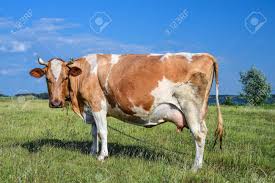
left=0, top=99, right=275, bottom=182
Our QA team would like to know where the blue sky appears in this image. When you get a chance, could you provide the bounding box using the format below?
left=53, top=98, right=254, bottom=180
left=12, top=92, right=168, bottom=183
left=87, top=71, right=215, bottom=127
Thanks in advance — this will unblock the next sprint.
left=0, top=0, right=274, bottom=95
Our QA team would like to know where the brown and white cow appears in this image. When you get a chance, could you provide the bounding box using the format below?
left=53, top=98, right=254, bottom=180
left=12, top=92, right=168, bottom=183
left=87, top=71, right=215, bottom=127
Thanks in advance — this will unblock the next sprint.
left=30, top=52, right=223, bottom=171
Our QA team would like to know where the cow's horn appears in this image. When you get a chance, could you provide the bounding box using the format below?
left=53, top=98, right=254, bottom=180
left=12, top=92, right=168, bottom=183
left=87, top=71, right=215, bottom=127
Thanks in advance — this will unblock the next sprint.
left=67, top=58, right=74, bottom=65
left=38, top=57, right=48, bottom=66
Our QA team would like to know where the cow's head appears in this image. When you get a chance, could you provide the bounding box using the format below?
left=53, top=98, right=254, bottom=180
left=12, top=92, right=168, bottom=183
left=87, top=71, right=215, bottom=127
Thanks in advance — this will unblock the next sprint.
left=29, top=58, right=82, bottom=108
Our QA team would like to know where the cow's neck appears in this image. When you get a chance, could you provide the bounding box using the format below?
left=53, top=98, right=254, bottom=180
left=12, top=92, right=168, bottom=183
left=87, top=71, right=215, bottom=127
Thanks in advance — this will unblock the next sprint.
left=68, top=58, right=94, bottom=113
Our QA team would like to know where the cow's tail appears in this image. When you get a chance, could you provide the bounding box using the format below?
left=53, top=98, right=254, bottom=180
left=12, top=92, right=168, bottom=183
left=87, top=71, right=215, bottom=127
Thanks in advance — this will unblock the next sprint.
left=212, top=59, right=224, bottom=149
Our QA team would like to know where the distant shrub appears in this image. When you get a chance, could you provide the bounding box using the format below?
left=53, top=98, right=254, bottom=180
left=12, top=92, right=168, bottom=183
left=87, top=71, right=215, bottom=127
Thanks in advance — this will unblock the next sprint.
left=223, top=96, right=234, bottom=105
left=15, top=92, right=48, bottom=99
left=0, top=93, right=8, bottom=97
left=240, top=66, right=272, bottom=106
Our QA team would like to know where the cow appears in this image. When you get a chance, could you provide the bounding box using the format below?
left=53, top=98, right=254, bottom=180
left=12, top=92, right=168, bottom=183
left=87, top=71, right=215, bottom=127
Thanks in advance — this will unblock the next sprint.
left=30, top=53, right=223, bottom=171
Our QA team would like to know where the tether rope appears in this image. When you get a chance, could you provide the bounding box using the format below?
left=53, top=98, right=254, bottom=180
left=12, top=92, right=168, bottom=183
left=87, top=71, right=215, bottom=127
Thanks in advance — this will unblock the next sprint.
left=65, top=109, right=186, bottom=156
left=107, top=124, right=186, bottom=156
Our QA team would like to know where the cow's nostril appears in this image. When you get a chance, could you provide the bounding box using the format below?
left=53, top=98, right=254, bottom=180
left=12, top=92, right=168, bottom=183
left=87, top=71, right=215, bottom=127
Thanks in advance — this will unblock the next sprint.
left=51, top=100, right=62, bottom=107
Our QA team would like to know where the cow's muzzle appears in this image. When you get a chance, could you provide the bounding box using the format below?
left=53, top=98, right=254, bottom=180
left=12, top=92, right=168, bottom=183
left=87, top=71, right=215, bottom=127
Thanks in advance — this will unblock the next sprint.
left=50, top=100, right=63, bottom=108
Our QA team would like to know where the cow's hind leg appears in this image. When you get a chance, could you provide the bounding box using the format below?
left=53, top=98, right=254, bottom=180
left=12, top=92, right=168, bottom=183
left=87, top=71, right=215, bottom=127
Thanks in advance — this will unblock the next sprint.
left=178, top=100, right=207, bottom=172
left=193, top=119, right=207, bottom=171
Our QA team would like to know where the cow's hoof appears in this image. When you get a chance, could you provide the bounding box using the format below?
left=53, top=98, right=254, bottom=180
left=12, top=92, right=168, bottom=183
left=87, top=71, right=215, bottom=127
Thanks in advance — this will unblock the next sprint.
left=191, top=165, right=201, bottom=173
left=191, top=167, right=198, bottom=173
left=90, top=147, right=99, bottom=156
left=90, top=150, right=98, bottom=156
left=97, top=155, right=108, bottom=161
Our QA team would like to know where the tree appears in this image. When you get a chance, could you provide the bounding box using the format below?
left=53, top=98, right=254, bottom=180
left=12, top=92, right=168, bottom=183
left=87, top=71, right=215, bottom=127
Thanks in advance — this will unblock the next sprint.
left=240, top=66, right=271, bottom=106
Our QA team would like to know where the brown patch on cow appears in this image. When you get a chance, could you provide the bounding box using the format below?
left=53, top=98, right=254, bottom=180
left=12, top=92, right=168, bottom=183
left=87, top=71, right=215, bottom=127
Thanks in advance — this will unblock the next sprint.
left=69, top=56, right=105, bottom=112
left=96, top=54, right=117, bottom=108
left=189, top=72, right=208, bottom=99
left=103, top=55, right=164, bottom=114
left=163, top=55, right=191, bottom=82
left=82, top=76, right=104, bottom=112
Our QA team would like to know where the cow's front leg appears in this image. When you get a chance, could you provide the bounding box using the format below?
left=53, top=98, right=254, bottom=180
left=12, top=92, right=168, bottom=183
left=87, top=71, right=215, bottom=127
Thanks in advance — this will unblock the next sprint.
left=92, top=110, right=108, bottom=161
left=90, top=122, right=99, bottom=155
left=82, top=112, right=99, bottom=155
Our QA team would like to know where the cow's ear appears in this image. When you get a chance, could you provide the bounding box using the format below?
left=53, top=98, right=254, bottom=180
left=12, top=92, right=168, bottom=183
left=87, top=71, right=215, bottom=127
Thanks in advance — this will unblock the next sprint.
left=29, top=68, right=45, bottom=78
left=69, top=67, right=82, bottom=77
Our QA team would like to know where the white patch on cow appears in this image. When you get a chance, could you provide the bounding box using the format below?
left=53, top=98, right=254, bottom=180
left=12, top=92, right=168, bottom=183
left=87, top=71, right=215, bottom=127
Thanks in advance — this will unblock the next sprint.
left=50, top=59, right=62, bottom=81
left=174, top=82, right=202, bottom=106
left=84, top=54, right=97, bottom=62
left=92, top=64, right=98, bottom=74
left=101, top=98, right=108, bottom=112
left=176, top=52, right=194, bottom=62
left=160, top=53, right=172, bottom=61
left=150, top=77, right=203, bottom=112
left=104, top=54, right=120, bottom=91
left=149, top=53, right=163, bottom=56
left=82, top=111, right=87, bottom=122
left=151, top=77, right=178, bottom=106
left=111, top=54, right=120, bottom=65
left=159, top=52, right=206, bottom=63
left=104, top=76, right=110, bottom=92
left=84, top=54, right=97, bottom=74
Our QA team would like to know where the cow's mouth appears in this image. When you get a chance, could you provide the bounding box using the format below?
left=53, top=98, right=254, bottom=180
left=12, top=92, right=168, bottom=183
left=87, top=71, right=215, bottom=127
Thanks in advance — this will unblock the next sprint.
left=49, top=105, right=64, bottom=108
left=49, top=101, right=64, bottom=108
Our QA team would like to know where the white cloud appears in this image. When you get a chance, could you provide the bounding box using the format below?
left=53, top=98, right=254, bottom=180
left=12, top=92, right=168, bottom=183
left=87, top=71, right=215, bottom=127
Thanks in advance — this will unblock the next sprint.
left=40, top=34, right=151, bottom=54
left=0, top=40, right=30, bottom=53
left=0, top=67, right=25, bottom=76
left=0, top=17, right=79, bottom=54
left=0, top=17, right=14, bottom=28
left=29, top=17, right=80, bottom=32
left=0, top=69, right=9, bottom=75
left=0, top=16, right=151, bottom=57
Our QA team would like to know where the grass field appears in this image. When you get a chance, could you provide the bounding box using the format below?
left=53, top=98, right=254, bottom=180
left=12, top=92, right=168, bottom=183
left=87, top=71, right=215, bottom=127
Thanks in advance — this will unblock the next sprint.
left=0, top=99, right=275, bottom=182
